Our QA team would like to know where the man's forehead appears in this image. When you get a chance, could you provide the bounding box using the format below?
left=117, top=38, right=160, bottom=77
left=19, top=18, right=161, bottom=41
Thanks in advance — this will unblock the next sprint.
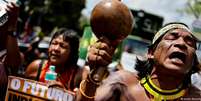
left=166, top=28, right=194, bottom=37
left=162, top=28, right=197, bottom=48
left=152, top=23, right=197, bottom=44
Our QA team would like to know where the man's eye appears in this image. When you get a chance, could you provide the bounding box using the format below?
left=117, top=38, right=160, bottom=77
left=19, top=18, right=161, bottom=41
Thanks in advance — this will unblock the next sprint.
left=185, top=37, right=196, bottom=47
left=165, top=32, right=178, bottom=40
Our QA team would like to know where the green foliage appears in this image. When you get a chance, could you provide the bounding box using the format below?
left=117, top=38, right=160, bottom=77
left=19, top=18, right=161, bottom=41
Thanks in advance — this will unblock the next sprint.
left=27, top=0, right=85, bottom=36
left=185, top=0, right=201, bottom=19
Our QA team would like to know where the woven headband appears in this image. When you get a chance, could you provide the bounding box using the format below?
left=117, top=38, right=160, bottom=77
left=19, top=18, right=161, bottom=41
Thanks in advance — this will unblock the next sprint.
left=152, top=23, right=193, bottom=44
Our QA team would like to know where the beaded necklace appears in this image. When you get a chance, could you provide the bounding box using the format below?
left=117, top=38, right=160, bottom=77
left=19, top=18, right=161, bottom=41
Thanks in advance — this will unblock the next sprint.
left=140, top=76, right=186, bottom=100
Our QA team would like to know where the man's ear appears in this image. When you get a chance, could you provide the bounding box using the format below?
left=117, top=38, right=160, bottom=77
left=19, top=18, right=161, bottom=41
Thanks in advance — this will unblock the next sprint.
left=147, top=48, right=154, bottom=59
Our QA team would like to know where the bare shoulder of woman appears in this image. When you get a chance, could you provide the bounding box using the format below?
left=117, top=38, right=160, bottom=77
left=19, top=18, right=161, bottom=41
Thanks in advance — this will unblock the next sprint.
left=24, top=59, right=45, bottom=79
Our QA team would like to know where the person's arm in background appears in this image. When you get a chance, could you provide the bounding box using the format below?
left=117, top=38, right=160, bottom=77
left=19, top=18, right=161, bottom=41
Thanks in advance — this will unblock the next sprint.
left=1, top=2, right=21, bottom=75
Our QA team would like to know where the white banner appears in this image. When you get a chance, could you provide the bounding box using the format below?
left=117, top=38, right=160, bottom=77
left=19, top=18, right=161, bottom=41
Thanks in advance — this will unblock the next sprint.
left=5, top=76, right=75, bottom=101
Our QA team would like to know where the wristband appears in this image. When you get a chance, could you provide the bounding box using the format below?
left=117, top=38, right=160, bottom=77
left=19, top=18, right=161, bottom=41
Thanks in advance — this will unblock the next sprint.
left=79, top=80, right=95, bottom=99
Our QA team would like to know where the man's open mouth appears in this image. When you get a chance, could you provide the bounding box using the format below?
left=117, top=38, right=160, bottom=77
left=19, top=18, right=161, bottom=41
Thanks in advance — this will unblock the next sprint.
left=169, top=52, right=186, bottom=63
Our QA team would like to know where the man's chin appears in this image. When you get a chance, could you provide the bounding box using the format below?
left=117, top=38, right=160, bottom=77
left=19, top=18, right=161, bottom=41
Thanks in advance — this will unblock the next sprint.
left=160, top=63, right=187, bottom=74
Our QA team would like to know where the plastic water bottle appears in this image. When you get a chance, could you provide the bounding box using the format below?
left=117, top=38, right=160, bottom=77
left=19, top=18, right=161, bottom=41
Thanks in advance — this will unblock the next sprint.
left=45, top=65, right=57, bottom=82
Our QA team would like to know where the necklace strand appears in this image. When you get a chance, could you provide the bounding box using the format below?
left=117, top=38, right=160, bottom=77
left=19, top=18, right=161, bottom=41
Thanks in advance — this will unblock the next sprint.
left=140, top=76, right=186, bottom=100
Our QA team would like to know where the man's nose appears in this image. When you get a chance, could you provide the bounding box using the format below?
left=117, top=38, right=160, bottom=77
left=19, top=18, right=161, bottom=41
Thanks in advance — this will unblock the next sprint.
left=174, top=37, right=187, bottom=50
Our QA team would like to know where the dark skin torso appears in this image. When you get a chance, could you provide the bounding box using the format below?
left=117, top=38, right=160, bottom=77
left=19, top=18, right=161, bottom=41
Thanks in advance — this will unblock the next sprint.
left=94, top=70, right=201, bottom=101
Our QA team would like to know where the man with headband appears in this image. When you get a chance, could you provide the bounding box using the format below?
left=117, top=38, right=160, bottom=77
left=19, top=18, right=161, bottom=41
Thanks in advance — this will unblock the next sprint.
left=76, top=22, right=201, bottom=101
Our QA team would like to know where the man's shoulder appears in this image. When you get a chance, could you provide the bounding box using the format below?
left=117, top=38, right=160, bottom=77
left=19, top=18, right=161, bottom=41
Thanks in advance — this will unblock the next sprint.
left=116, top=70, right=139, bottom=79
left=104, top=70, right=139, bottom=85
left=95, top=70, right=141, bottom=101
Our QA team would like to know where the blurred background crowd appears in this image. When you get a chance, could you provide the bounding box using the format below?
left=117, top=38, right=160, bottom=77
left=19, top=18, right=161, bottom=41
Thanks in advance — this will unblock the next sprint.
left=10, top=0, right=201, bottom=84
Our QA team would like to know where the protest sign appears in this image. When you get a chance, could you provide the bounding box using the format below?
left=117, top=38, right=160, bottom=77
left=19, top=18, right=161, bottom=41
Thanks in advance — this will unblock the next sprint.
left=5, top=76, right=75, bottom=101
